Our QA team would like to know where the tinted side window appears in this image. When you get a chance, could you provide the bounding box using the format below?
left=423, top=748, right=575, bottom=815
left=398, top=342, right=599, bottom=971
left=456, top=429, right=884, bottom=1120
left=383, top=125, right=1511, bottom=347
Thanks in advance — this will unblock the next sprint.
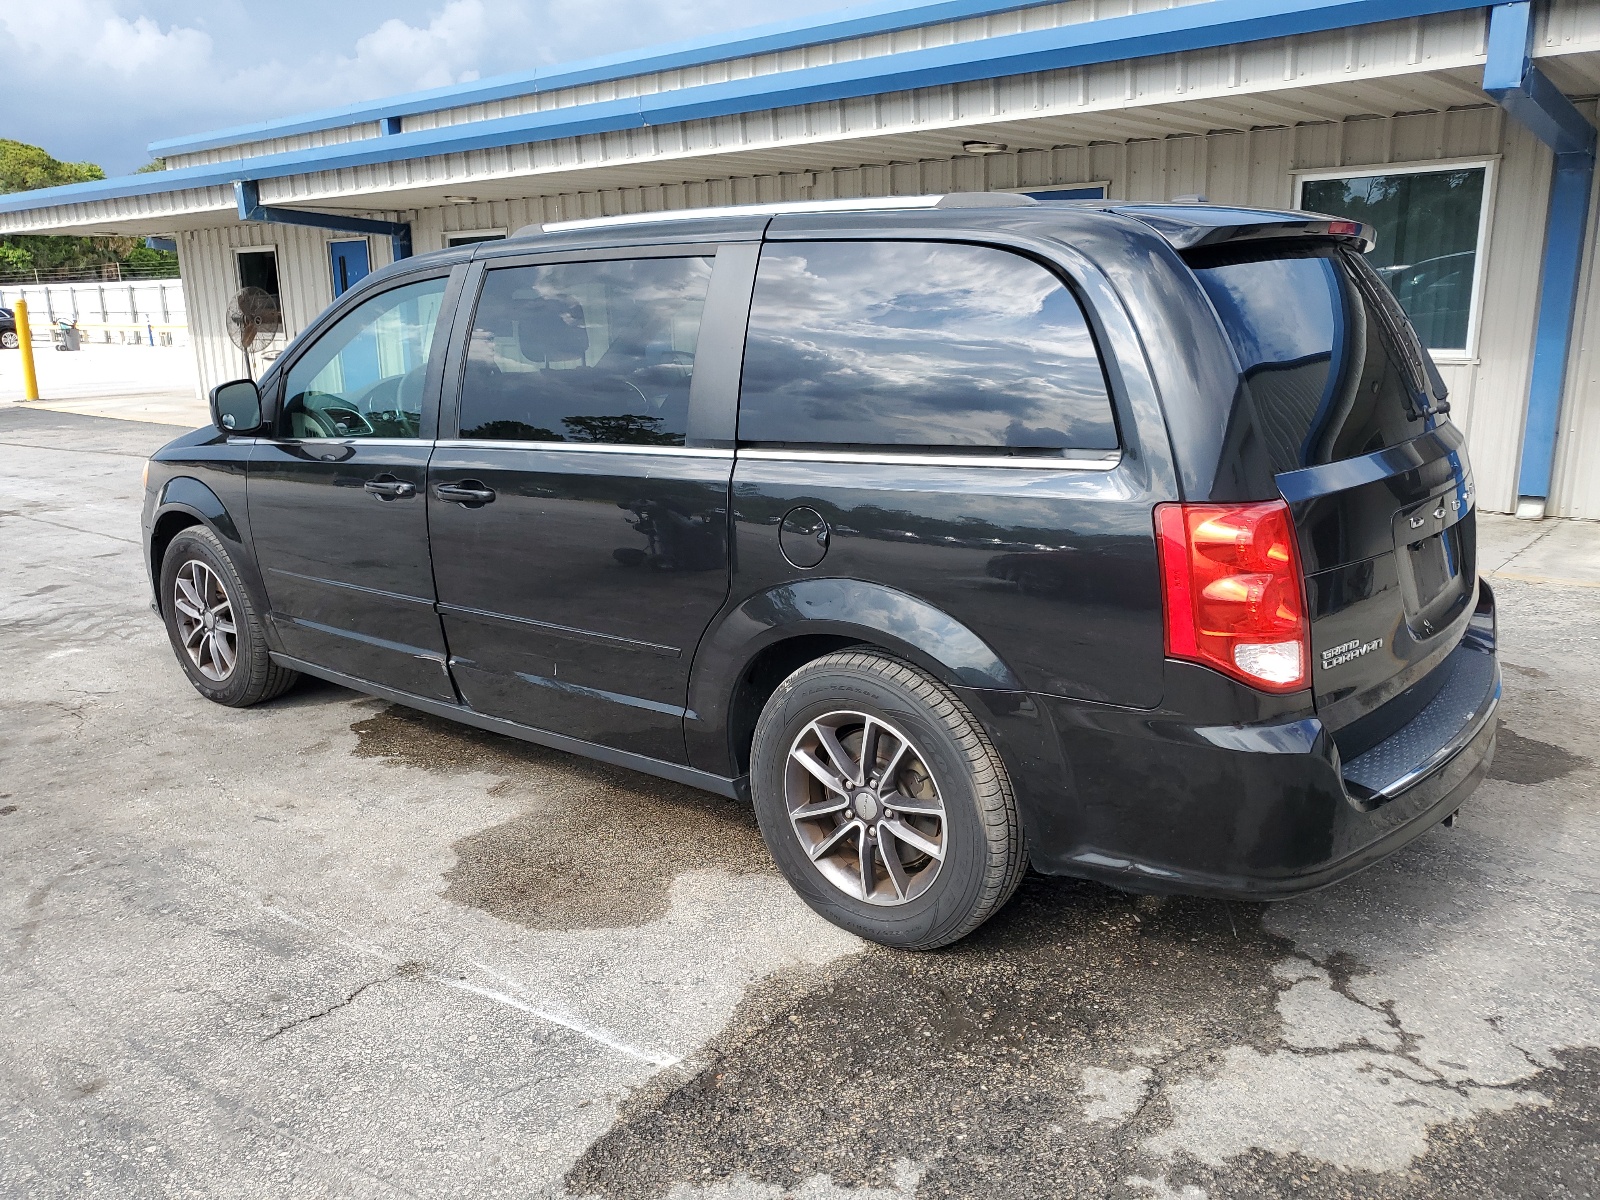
left=280, top=276, right=447, bottom=439
left=459, top=256, right=713, bottom=446
left=738, top=242, right=1116, bottom=451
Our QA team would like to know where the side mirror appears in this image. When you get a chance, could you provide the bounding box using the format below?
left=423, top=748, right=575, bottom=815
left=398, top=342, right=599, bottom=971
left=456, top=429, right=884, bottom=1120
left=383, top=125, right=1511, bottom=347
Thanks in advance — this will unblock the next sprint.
left=210, top=379, right=264, bottom=435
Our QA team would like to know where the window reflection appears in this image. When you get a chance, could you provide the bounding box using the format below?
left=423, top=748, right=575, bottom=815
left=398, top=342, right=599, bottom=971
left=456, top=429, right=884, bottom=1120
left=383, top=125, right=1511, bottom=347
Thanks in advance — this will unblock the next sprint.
left=1300, top=168, right=1485, bottom=351
left=459, top=256, right=713, bottom=445
left=738, top=242, right=1117, bottom=451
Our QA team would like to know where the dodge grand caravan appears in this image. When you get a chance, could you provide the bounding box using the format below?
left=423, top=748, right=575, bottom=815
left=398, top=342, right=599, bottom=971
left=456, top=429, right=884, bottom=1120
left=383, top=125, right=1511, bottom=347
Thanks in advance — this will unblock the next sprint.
left=142, top=194, right=1499, bottom=949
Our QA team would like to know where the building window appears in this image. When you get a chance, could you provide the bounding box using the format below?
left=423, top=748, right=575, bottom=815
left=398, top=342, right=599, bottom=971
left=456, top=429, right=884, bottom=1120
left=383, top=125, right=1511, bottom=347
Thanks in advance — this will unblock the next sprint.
left=447, top=231, right=506, bottom=247
left=1298, top=163, right=1490, bottom=355
left=236, top=247, right=279, bottom=298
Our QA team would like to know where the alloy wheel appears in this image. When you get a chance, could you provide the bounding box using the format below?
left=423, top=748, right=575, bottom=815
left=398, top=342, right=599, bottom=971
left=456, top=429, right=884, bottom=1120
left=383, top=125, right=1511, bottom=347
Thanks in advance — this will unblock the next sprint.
left=172, top=559, right=237, bottom=682
left=784, top=711, right=946, bottom=906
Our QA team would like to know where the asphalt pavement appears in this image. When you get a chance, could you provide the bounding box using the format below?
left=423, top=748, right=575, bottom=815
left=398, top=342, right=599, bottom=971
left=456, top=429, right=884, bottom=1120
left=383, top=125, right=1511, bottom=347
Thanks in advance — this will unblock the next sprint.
left=2, top=405, right=1596, bottom=1199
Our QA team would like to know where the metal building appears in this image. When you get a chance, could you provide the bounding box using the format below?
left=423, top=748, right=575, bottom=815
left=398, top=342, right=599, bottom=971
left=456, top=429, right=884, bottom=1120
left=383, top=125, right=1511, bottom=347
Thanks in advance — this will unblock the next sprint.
left=3, top=0, right=1598, bottom=518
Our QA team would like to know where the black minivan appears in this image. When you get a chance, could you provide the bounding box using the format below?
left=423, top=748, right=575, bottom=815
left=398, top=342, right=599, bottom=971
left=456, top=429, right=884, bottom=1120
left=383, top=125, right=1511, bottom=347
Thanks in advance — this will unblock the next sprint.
left=142, top=194, right=1499, bottom=949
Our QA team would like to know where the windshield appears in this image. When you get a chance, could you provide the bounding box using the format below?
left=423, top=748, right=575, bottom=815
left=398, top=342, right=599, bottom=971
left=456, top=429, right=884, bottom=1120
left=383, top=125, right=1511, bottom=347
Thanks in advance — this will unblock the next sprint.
left=1189, top=242, right=1435, bottom=474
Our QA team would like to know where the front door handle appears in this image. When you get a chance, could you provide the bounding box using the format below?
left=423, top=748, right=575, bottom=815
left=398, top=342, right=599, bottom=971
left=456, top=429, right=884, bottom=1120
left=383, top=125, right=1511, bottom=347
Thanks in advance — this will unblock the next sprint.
left=434, top=480, right=496, bottom=506
left=363, top=475, right=417, bottom=500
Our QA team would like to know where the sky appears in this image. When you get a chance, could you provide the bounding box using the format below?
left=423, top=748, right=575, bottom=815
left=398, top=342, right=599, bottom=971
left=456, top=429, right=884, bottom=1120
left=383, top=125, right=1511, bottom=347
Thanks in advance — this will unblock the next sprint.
left=0, top=0, right=856, bottom=177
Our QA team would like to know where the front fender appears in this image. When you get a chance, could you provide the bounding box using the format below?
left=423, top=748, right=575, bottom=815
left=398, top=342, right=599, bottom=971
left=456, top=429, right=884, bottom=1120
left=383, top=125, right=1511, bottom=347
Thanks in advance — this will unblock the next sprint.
left=686, top=577, right=1024, bottom=775
left=147, top=476, right=269, bottom=632
left=156, top=476, right=242, bottom=543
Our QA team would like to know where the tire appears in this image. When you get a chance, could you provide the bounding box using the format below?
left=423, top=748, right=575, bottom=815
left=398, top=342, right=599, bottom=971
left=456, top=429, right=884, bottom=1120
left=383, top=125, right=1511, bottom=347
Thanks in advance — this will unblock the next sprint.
left=750, top=650, right=1027, bottom=950
left=160, top=525, right=298, bottom=707
left=1, top=331, right=18, bottom=350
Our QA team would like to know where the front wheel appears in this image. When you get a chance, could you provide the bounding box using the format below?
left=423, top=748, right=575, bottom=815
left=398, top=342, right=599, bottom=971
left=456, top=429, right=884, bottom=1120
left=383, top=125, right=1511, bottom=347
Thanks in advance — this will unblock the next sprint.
left=1, top=331, right=19, bottom=350
left=160, top=525, right=297, bottom=707
left=750, top=650, right=1027, bottom=950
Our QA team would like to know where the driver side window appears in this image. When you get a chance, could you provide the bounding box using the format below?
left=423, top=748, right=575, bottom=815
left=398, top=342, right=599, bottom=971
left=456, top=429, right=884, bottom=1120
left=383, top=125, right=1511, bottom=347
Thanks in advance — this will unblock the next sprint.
left=280, top=276, right=447, bottom=439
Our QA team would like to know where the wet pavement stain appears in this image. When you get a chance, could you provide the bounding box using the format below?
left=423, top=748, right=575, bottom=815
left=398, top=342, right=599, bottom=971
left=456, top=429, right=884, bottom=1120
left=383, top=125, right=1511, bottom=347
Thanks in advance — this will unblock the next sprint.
left=1164, top=1047, right=1600, bottom=1199
left=351, top=704, right=767, bottom=930
left=1489, top=726, right=1590, bottom=785
left=566, top=878, right=1599, bottom=1199
left=567, top=878, right=1291, bottom=1200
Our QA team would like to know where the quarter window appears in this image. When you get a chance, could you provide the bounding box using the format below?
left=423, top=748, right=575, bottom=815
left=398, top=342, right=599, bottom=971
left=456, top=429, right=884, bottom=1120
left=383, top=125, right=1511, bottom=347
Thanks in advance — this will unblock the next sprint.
left=1299, top=166, right=1487, bottom=353
left=280, top=276, right=446, bottom=439
left=737, top=242, right=1116, bottom=452
left=458, top=256, right=714, bottom=445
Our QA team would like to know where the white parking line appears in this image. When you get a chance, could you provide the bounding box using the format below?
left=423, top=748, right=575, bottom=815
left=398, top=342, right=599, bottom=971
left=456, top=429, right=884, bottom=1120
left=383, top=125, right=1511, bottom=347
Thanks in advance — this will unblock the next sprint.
left=434, top=975, right=680, bottom=1068
left=257, top=899, right=680, bottom=1068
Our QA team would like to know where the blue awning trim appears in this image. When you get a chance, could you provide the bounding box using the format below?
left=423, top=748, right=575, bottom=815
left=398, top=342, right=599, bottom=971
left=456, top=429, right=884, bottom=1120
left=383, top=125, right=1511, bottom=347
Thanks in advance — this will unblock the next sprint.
left=1481, top=0, right=1596, bottom=503
left=1, top=0, right=1489, bottom=219
left=234, top=181, right=413, bottom=260
left=1483, top=0, right=1594, bottom=155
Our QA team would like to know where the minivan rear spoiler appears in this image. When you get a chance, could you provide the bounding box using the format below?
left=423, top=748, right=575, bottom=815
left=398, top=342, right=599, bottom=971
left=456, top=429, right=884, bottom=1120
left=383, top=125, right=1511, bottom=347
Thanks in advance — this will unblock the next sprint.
left=1109, top=204, right=1377, bottom=253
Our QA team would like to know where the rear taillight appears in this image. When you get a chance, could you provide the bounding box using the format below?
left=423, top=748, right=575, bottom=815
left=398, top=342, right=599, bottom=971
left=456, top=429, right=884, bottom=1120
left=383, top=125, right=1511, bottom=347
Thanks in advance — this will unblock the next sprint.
left=1155, top=500, right=1309, bottom=693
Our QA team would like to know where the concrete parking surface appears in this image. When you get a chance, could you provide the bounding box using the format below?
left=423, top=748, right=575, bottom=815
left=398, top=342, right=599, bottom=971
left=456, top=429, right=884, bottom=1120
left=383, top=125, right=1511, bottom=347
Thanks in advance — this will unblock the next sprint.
left=0, top=345, right=205, bottom=426
left=2, top=406, right=1597, bottom=1199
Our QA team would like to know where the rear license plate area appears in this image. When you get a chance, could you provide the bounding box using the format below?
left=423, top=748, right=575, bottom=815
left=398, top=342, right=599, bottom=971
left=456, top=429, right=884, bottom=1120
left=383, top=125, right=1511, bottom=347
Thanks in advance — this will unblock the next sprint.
left=1393, top=496, right=1474, bottom=638
left=1407, top=526, right=1462, bottom=606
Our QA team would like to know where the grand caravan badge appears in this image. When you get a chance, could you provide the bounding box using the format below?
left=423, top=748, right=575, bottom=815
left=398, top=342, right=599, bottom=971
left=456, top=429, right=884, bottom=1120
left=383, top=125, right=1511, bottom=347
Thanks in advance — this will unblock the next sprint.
left=1321, top=637, right=1384, bottom=670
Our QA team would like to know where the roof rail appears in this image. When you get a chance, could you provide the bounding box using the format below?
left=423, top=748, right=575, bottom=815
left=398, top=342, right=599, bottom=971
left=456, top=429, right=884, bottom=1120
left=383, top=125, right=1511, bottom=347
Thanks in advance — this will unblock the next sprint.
left=512, top=192, right=1038, bottom=238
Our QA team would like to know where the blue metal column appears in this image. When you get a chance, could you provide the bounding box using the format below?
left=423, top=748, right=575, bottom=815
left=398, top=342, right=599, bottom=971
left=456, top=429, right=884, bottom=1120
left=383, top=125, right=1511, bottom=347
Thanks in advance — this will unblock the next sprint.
left=1483, top=1, right=1597, bottom=515
left=234, top=180, right=413, bottom=263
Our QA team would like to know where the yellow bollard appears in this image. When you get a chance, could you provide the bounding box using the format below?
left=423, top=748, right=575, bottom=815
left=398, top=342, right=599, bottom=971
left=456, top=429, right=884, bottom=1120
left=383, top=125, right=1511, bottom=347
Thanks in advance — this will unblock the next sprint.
left=14, top=298, right=39, bottom=401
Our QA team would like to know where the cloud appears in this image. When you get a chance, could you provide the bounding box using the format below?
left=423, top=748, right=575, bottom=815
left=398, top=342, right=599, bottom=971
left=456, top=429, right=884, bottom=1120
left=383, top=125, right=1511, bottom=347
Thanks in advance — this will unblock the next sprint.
left=0, top=0, right=852, bottom=175
left=318, top=1, right=492, bottom=97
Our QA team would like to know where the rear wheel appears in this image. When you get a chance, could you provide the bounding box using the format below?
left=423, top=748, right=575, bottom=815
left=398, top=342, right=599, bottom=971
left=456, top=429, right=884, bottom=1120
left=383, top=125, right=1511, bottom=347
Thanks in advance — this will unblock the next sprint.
left=1, top=331, right=19, bottom=350
left=750, top=650, right=1026, bottom=950
left=160, top=526, right=297, bottom=707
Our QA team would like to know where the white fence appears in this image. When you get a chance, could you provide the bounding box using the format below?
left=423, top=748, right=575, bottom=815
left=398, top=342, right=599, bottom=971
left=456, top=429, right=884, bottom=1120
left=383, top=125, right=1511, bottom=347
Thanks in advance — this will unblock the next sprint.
left=0, top=279, right=188, bottom=347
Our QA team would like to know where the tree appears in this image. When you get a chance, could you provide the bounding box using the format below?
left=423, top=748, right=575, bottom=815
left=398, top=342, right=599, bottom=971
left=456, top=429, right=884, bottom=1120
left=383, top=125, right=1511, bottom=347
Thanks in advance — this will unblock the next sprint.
left=0, top=140, right=177, bottom=278
left=0, top=139, right=104, bottom=194
left=562, top=413, right=682, bottom=445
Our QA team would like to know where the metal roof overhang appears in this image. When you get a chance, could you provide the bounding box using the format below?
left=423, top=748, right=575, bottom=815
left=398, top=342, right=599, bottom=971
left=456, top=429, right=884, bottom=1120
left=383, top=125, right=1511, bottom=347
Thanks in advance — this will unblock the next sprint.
left=10, top=1, right=1600, bottom=240
left=145, top=0, right=1156, bottom=158
left=0, top=63, right=1550, bottom=239
left=0, top=0, right=1501, bottom=229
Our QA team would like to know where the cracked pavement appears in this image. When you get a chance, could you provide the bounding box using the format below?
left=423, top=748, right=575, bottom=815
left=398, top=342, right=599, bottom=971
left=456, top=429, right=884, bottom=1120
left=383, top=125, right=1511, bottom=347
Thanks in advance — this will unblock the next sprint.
left=2, top=406, right=1597, bottom=1198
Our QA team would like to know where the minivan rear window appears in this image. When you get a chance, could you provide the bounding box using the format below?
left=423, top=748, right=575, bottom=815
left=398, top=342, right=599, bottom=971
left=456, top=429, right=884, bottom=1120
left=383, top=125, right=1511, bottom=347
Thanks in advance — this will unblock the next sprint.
left=1189, top=243, right=1431, bottom=474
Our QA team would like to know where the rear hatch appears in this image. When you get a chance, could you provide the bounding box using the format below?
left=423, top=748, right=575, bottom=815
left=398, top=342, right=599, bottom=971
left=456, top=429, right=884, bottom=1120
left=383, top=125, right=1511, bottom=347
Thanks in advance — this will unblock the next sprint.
left=1187, top=240, right=1477, bottom=748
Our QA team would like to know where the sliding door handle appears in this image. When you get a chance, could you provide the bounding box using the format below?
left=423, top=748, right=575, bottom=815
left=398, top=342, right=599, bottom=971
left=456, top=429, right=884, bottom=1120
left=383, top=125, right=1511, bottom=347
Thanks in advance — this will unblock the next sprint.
left=363, top=475, right=416, bottom=500
left=434, top=481, right=496, bottom=506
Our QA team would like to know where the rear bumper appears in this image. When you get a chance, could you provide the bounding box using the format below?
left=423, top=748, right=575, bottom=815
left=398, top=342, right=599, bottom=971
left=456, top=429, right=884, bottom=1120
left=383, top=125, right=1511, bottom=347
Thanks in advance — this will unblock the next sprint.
left=1010, top=585, right=1500, bottom=900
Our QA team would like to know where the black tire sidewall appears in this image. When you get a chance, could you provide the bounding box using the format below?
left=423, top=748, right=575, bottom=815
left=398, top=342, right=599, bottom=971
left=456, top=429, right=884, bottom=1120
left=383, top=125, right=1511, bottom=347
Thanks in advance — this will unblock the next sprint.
left=159, top=528, right=262, bottom=706
left=751, top=662, right=997, bottom=948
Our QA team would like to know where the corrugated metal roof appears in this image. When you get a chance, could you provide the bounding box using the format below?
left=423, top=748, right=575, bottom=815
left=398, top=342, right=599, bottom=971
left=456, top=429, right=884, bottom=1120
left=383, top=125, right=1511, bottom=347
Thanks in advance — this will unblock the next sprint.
left=149, top=0, right=1062, bottom=158
left=0, top=0, right=1490, bottom=219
